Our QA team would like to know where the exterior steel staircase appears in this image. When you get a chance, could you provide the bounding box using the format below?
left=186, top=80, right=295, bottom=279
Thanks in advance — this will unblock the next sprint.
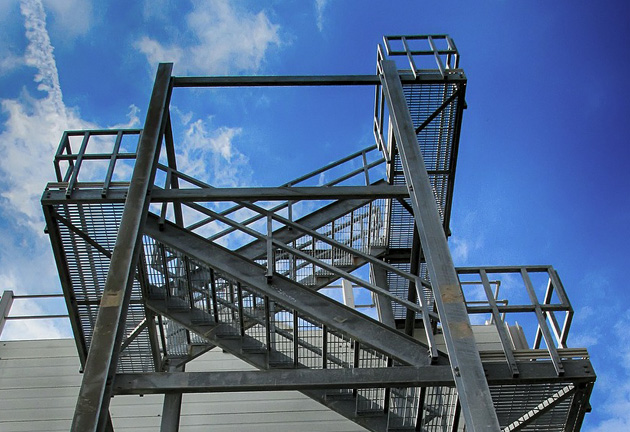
left=42, top=35, right=595, bottom=432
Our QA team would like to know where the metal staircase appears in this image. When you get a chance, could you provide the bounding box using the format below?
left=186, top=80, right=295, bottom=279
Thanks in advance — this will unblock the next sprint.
left=41, top=35, right=595, bottom=432
left=142, top=214, right=431, bottom=431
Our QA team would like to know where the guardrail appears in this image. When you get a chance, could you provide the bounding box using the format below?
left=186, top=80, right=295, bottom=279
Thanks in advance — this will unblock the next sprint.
left=0, top=291, right=69, bottom=338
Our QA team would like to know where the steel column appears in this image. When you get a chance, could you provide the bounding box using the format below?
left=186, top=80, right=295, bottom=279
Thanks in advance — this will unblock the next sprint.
left=379, top=59, right=501, bottom=431
left=71, top=63, right=173, bottom=432
left=160, top=363, right=184, bottom=432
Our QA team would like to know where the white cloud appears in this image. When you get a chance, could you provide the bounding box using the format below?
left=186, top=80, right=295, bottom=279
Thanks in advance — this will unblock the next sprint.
left=1, top=0, right=81, bottom=231
left=582, top=310, right=630, bottom=430
left=42, top=0, right=92, bottom=40
left=2, top=316, right=70, bottom=340
left=449, top=233, right=485, bottom=265
left=450, top=236, right=470, bottom=263
left=1, top=1, right=141, bottom=231
left=20, top=0, right=64, bottom=115
left=0, top=0, right=138, bottom=320
left=135, top=36, right=183, bottom=67
left=135, top=0, right=281, bottom=74
left=315, top=0, right=328, bottom=32
left=0, top=53, right=24, bottom=76
left=0, top=0, right=86, bottom=324
left=176, top=114, right=249, bottom=188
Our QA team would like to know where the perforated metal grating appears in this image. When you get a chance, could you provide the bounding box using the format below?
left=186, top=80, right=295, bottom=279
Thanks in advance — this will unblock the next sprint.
left=385, top=82, right=461, bottom=320
left=53, top=202, right=156, bottom=373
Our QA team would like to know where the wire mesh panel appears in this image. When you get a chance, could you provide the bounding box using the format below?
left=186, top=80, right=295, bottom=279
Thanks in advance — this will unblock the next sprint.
left=325, top=329, right=355, bottom=399
left=356, top=347, right=388, bottom=414
left=214, top=277, right=240, bottom=336
left=269, top=309, right=295, bottom=366
left=296, top=315, right=324, bottom=369
left=186, top=258, right=216, bottom=323
left=241, top=286, right=267, bottom=351
left=387, top=386, right=423, bottom=429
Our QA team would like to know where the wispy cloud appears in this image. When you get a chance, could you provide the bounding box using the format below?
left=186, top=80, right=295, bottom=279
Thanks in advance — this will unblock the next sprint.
left=135, top=0, right=281, bottom=75
left=1, top=0, right=140, bottom=231
left=0, top=1, right=134, bottom=342
left=1, top=0, right=74, bottom=231
left=20, top=0, right=65, bottom=115
left=315, top=0, right=329, bottom=32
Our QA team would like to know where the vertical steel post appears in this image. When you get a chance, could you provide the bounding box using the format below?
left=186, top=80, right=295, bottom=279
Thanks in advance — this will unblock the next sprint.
left=379, top=59, right=500, bottom=431
left=71, top=63, right=173, bottom=432
left=160, top=363, right=184, bottom=432
left=370, top=265, right=396, bottom=328
left=266, top=214, right=274, bottom=281
left=0, top=290, right=14, bottom=337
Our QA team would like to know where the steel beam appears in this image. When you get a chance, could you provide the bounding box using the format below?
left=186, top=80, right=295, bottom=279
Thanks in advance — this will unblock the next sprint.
left=379, top=59, right=501, bottom=431
left=172, top=73, right=466, bottom=88
left=153, top=184, right=408, bottom=201
left=71, top=63, right=173, bottom=432
left=41, top=184, right=408, bottom=205
left=115, top=366, right=453, bottom=395
left=113, top=359, right=594, bottom=395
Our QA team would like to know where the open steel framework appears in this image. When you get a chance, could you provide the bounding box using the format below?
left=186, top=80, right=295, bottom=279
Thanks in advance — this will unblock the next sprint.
left=41, top=35, right=595, bottom=431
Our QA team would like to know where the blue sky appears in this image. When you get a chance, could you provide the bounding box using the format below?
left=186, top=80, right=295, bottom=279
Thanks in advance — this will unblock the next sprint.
left=0, top=0, right=629, bottom=429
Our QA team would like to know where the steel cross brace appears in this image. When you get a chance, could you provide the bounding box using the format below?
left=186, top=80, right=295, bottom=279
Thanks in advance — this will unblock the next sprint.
left=379, top=59, right=501, bottom=431
left=70, top=63, right=173, bottom=432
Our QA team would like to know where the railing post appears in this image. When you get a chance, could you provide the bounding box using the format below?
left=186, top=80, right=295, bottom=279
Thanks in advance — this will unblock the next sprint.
left=266, top=213, right=274, bottom=282
left=0, top=290, right=14, bottom=337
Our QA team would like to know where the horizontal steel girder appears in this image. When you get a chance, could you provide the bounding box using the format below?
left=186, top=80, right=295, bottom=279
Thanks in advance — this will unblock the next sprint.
left=42, top=185, right=409, bottom=204
left=113, top=359, right=594, bottom=395
left=172, top=73, right=466, bottom=87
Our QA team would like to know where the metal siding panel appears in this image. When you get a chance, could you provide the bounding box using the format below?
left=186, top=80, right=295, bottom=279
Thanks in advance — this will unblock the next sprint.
left=0, top=340, right=367, bottom=432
